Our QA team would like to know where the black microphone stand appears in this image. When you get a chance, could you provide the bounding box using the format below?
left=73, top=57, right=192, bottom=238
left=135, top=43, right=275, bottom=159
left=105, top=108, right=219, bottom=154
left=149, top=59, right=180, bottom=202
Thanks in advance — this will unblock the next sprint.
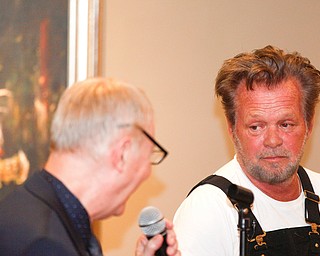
left=227, top=184, right=254, bottom=256
left=237, top=204, right=252, bottom=256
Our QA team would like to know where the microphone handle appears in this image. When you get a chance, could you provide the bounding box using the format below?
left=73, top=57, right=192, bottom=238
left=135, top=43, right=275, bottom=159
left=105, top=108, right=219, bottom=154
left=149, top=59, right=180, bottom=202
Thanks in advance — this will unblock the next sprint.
left=147, top=233, right=168, bottom=256
left=155, top=233, right=168, bottom=256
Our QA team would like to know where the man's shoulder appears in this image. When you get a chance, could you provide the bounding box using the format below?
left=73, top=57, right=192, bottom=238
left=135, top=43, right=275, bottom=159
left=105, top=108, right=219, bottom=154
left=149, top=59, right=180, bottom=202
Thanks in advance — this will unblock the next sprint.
left=0, top=172, right=57, bottom=226
left=0, top=185, right=52, bottom=224
left=0, top=182, right=74, bottom=254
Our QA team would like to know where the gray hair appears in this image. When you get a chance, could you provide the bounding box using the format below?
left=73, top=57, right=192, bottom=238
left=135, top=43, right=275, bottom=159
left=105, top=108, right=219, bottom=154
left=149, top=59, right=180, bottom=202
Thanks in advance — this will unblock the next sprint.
left=50, top=77, right=154, bottom=156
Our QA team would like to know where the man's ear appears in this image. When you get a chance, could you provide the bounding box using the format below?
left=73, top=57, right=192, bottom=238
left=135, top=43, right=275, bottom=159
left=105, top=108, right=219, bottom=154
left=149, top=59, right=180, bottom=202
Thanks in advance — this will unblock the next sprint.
left=111, top=136, right=132, bottom=173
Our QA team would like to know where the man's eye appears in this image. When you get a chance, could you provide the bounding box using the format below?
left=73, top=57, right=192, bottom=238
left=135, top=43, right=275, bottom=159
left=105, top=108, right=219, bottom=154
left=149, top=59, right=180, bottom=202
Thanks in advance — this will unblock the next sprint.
left=249, top=125, right=263, bottom=132
left=249, top=126, right=258, bottom=131
left=281, top=123, right=293, bottom=128
left=248, top=124, right=265, bottom=133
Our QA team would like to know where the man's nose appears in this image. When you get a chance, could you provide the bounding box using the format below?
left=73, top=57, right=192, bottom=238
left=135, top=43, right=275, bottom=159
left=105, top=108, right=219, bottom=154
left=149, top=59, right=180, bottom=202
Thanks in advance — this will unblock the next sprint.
left=263, top=126, right=283, bottom=148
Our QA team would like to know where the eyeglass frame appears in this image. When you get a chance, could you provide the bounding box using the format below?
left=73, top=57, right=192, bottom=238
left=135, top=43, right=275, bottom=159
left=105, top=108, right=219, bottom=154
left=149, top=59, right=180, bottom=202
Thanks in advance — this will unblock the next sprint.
left=117, top=123, right=168, bottom=165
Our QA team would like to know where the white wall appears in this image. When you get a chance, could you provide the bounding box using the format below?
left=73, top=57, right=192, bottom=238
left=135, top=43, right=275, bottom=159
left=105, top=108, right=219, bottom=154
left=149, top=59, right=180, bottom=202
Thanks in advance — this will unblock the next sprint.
left=99, top=1, right=320, bottom=255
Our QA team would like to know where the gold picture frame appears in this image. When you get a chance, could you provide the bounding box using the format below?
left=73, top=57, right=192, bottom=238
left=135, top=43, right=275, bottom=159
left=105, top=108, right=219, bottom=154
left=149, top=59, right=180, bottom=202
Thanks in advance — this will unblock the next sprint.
left=0, top=0, right=101, bottom=199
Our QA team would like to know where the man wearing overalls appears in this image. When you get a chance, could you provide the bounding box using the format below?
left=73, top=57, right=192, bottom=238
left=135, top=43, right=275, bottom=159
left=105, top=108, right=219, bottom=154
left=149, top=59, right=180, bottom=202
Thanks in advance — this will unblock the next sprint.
left=173, top=45, right=320, bottom=256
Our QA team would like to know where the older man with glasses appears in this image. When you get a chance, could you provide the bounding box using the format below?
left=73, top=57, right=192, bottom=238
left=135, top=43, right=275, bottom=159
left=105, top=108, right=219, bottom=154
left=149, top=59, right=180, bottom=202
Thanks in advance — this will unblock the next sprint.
left=0, top=77, right=180, bottom=256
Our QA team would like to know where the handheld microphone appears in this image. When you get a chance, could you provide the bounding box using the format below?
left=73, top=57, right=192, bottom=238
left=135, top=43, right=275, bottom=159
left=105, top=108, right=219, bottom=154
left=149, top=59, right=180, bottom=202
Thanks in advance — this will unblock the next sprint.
left=138, top=206, right=168, bottom=256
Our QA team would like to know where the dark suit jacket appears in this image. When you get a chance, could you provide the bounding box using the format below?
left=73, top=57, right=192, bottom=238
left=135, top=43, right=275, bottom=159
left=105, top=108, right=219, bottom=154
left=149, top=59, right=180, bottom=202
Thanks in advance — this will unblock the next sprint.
left=0, top=171, right=90, bottom=256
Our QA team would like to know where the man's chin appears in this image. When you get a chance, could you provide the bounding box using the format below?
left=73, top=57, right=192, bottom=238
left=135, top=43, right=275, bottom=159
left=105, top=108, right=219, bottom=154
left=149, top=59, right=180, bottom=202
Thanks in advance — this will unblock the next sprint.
left=113, top=204, right=126, bottom=216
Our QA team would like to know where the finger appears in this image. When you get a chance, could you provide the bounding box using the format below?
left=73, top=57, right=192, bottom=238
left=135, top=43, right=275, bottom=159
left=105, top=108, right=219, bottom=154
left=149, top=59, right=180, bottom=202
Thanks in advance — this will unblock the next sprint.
left=135, top=235, right=148, bottom=256
left=165, top=219, right=174, bottom=229
left=164, top=223, right=180, bottom=256
left=143, top=235, right=164, bottom=256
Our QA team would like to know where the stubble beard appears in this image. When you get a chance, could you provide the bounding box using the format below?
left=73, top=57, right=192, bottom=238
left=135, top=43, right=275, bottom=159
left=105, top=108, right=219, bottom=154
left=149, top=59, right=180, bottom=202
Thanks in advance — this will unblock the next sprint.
left=233, top=131, right=308, bottom=185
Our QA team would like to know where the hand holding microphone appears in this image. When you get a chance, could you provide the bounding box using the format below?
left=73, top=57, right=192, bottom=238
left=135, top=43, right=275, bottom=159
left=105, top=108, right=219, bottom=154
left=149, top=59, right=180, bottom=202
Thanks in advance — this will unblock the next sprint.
left=136, top=206, right=180, bottom=256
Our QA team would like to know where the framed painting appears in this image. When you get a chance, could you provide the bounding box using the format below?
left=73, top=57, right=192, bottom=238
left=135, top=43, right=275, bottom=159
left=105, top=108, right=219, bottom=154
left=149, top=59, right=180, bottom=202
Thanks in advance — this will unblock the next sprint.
left=0, top=0, right=101, bottom=200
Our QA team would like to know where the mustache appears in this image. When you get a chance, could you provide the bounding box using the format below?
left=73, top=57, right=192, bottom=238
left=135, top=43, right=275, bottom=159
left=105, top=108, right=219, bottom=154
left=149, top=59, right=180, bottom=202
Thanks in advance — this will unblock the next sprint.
left=257, top=149, right=291, bottom=158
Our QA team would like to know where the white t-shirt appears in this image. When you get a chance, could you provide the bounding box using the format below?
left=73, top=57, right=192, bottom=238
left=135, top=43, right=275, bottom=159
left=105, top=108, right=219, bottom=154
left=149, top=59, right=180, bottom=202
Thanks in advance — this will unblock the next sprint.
left=173, top=157, right=320, bottom=256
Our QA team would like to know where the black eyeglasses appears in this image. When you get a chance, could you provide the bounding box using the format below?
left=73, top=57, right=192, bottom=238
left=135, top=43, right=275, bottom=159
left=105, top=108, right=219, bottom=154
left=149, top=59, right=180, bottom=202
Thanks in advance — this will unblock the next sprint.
left=118, top=124, right=168, bottom=165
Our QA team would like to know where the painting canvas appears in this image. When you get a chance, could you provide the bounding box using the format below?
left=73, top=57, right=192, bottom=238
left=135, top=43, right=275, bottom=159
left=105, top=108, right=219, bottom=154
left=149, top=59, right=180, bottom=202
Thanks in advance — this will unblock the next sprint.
left=0, top=0, right=68, bottom=200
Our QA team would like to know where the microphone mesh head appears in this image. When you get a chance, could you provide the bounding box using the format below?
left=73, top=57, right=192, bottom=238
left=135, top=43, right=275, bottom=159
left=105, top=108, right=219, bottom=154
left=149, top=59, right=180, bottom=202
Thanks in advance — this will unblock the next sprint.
left=138, top=206, right=166, bottom=237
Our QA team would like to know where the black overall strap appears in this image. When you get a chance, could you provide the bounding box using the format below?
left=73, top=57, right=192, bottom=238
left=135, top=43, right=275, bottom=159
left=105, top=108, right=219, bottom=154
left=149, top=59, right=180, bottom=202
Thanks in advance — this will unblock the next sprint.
left=187, top=167, right=320, bottom=252
left=298, top=166, right=320, bottom=225
left=187, top=174, right=266, bottom=244
left=188, top=168, right=320, bottom=226
left=187, top=174, right=232, bottom=197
